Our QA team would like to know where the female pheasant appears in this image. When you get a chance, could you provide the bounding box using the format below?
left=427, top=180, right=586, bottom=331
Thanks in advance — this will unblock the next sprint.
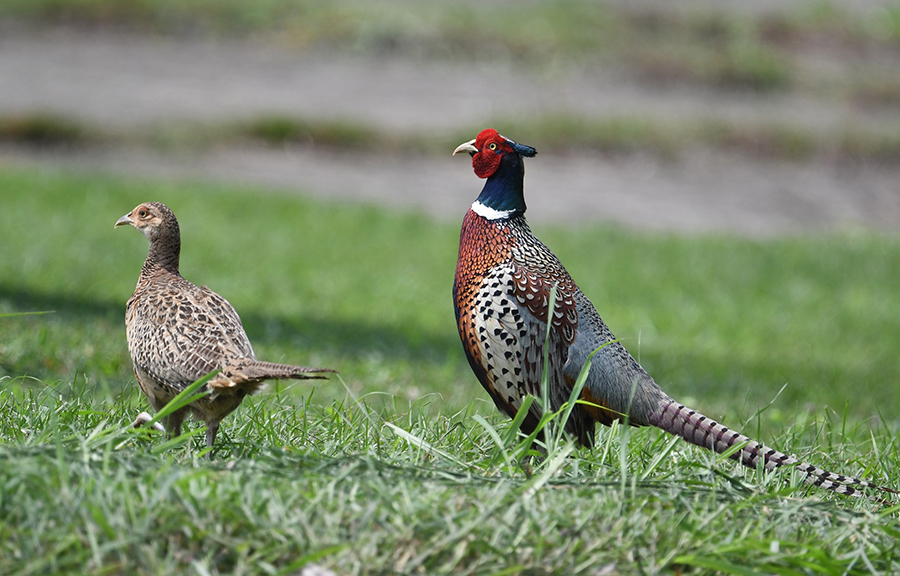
left=116, top=201, right=334, bottom=449
left=452, top=128, right=897, bottom=498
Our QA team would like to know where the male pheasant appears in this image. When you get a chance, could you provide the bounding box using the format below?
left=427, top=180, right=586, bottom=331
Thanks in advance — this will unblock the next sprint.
left=452, top=128, right=897, bottom=499
left=116, top=201, right=333, bottom=449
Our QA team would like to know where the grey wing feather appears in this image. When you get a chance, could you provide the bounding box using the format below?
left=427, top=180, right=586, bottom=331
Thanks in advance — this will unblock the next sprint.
left=563, top=290, right=670, bottom=425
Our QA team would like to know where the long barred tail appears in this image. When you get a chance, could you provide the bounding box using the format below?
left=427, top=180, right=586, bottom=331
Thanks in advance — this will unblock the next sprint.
left=648, top=400, right=899, bottom=499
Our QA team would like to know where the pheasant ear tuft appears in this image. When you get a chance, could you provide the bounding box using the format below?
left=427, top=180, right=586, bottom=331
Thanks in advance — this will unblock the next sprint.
left=512, top=142, right=537, bottom=157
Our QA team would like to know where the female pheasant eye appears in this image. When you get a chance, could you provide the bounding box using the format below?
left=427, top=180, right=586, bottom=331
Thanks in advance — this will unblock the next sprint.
left=138, top=209, right=148, bottom=218
left=488, top=143, right=498, bottom=151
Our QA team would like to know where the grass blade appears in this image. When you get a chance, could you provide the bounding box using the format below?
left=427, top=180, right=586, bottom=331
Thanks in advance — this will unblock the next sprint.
left=384, top=421, right=465, bottom=467
left=524, top=443, right=574, bottom=499
left=271, top=545, right=347, bottom=576
left=503, top=395, right=535, bottom=447
left=0, top=310, right=55, bottom=318
left=141, top=370, right=218, bottom=430
left=673, top=555, right=765, bottom=576
left=553, top=340, right=615, bottom=446
left=472, top=414, right=515, bottom=471
left=539, top=282, right=558, bottom=445
left=640, top=434, right=681, bottom=481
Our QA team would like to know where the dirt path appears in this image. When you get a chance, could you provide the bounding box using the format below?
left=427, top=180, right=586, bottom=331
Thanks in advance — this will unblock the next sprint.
left=2, top=29, right=899, bottom=235
left=3, top=29, right=895, bottom=133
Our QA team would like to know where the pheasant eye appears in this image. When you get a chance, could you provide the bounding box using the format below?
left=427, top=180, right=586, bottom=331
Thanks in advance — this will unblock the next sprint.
left=488, top=143, right=498, bottom=151
left=138, top=209, right=148, bottom=218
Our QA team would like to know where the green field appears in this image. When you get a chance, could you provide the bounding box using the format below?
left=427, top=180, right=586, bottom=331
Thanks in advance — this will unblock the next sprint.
left=2, top=168, right=900, bottom=574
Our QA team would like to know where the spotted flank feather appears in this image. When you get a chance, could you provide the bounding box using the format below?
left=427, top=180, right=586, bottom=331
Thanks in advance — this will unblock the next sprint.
left=452, top=128, right=898, bottom=501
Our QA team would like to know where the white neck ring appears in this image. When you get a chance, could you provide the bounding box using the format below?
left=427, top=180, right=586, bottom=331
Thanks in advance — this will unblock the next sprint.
left=471, top=201, right=514, bottom=220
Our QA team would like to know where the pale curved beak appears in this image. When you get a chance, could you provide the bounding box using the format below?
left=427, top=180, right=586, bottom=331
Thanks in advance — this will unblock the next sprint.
left=115, top=213, right=133, bottom=229
left=452, top=139, right=478, bottom=156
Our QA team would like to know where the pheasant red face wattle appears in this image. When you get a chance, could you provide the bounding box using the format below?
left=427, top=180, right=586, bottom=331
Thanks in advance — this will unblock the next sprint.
left=453, top=128, right=535, bottom=179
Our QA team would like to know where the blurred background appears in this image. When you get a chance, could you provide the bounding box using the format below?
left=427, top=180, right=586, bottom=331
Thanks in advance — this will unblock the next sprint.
left=2, top=0, right=900, bottom=233
left=2, top=0, right=900, bottom=425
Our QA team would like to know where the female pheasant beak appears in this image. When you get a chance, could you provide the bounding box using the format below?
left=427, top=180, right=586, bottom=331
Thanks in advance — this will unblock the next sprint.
left=453, top=138, right=478, bottom=156
left=115, top=213, right=134, bottom=228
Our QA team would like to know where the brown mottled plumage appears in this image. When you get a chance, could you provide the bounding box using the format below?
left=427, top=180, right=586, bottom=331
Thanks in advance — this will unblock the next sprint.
left=116, top=201, right=334, bottom=449
left=452, top=128, right=898, bottom=500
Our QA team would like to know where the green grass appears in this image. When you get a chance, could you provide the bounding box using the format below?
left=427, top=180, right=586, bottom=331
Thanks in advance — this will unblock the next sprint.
left=3, top=165, right=900, bottom=422
left=2, top=167, right=900, bottom=574
left=2, top=371, right=900, bottom=574
left=0, top=168, right=465, bottom=405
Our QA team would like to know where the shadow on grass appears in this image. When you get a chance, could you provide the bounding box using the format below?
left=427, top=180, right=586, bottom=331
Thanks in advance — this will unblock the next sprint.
left=0, top=283, right=462, bottom=364
left=8, top=284, right=893, bottom=422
